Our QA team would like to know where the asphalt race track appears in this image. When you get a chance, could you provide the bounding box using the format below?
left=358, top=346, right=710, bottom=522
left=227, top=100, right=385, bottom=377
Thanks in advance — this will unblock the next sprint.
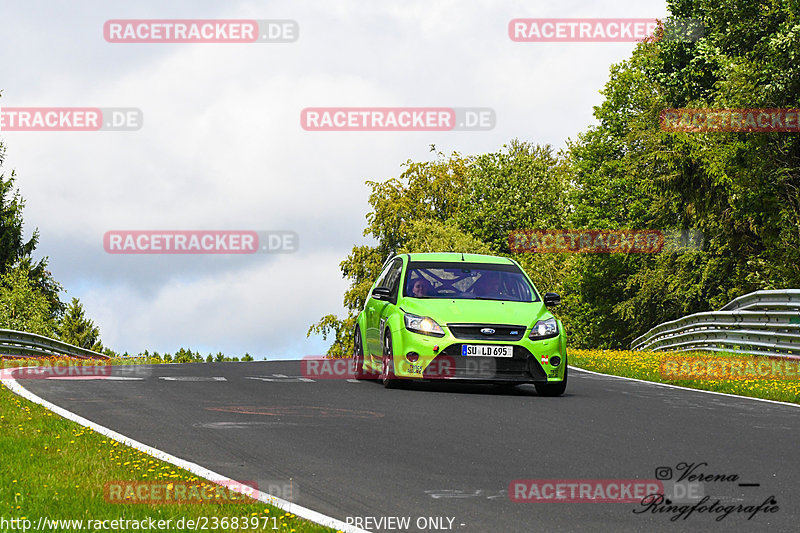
left=15, top=361, right=800, bottom=532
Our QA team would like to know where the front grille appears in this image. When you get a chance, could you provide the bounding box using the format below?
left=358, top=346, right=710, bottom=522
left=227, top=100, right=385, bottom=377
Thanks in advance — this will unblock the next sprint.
left=447, top=323, right=526, bottom=341
left=431, top=344, right=548, bottom=381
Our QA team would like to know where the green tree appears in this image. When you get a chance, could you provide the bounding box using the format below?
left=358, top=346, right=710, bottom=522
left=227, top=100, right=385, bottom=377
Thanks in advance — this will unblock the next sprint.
left=313, top=1, right=800, bottom=353
left=398, top=219, right=491, bottom=255
left=103, top=347, right=119, bottom=358
left=310, top=144, right=573, bottom=355
left=455, top=140, right=575, bottom=297
left=308, top=151, right=474, bottom=355
left=57, top=297, right=103, bottom=351
left=0, top=261, right=55, bottom=335
left=455, top=141, right=572, bottom=253
left=559, top=0, right=800, bottom=348
left=0, top=144, right=64, bottom=320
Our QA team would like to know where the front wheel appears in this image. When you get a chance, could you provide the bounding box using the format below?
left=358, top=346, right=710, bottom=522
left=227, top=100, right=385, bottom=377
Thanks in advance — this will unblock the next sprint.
left=353, top=325, right=370, bottom=380
left=380, top=330, right=398, bottom=389
left=534, top=363, right=567, bottom=397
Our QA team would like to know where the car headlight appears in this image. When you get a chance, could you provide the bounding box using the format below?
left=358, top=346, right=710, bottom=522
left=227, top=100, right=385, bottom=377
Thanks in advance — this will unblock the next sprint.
left=404, top=313, right=445, bottom=337
left=529, top=317, right=558, bottom=340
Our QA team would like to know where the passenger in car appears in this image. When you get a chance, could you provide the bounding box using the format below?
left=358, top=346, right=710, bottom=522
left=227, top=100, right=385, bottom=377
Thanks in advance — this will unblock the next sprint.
left=411, top=278, right=434, bottom=297
left=474, top=272, right=502, bottom=297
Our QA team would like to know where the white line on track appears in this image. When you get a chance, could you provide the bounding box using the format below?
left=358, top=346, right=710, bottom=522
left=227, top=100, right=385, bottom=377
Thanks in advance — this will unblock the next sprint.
left=158, top=376, right=227, bottom=381
left=45, top=376, right=144, bottom=381
left=1, top=371, right=370, bottom=533
left=244, top=376, right=315, bottom=382
left=569, top=365, right=800, bottom=408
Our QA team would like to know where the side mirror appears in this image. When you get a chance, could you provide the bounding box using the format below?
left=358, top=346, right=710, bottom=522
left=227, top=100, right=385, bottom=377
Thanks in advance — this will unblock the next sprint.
left=372, top=287, right=392, bottom=300
left=543, top=292, right=561, bottom=307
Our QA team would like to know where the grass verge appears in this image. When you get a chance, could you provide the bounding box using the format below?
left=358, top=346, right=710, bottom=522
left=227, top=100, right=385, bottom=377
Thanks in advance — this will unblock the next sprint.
left=569, top=349, right=800, bottom=404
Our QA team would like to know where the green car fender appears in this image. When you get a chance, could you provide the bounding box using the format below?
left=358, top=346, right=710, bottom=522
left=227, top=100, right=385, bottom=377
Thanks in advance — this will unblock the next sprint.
left=382, top=311, right=444, bottom=378
left=551, top=317, right=567, bottom=380
left=355, top=311, right=368, bottom=347
left=381, top=311, right=405, bottom=350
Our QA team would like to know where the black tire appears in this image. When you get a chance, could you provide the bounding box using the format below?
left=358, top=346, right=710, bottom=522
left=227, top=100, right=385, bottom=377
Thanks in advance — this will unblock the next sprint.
left=353, top=325, right=370, bottom=380
left=535, top=363, right=568, bottom=397
left=380, top=330, right=398, bottom=389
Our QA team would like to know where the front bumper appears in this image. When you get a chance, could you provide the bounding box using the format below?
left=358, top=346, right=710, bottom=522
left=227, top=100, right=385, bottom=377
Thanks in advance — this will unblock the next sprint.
left=390, top=325, right=566, bottom=383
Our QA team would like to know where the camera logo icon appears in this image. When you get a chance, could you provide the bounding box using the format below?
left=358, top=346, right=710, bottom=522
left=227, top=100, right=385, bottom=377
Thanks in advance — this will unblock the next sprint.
left=655, top=467, right=673, bottom=480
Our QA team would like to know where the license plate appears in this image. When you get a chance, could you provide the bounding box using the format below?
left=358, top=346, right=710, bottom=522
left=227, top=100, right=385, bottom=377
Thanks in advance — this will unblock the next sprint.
left=461, top=344, right=513, bottom=357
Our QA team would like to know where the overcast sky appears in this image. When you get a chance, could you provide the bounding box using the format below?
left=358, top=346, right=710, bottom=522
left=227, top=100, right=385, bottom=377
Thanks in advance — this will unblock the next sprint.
left=0, top=0, right=669, bottom=359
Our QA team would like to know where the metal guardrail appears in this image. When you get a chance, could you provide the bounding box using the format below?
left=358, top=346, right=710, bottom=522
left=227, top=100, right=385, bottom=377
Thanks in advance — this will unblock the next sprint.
left=0, top=329, right=108, bottom=359
left=631, top=290, right=800, bottom=359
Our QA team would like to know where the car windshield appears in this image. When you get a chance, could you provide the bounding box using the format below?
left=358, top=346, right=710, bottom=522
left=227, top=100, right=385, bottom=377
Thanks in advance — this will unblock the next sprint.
left=403, top=261, right=538, bottom=302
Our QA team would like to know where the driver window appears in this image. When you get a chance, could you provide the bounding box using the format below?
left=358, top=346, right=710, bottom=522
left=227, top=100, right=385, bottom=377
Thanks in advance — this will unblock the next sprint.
left=374, top=263, right=392, bottom=288
left=370, top=261, right=394, bottom=301
left=383, top=259, right=403, bottom=298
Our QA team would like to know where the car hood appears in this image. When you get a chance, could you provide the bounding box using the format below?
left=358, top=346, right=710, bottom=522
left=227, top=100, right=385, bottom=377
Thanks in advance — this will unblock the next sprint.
left=400, top=298, right=550, bottom=328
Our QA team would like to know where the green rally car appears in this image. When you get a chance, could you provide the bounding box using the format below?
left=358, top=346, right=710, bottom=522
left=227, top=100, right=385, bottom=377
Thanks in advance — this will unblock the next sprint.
left=353, top=252, right=567, bottom=395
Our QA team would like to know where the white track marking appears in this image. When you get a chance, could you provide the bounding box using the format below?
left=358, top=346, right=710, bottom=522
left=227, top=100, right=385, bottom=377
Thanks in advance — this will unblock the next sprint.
left=0, top=371, right=369, bottom=533
left=158, top=376, right=227, bottom=381
left=45, top=376, right=144, bottom=381
left=569, top=365, right=800, bottom=408
left=245, top=376, right=315, bottom=383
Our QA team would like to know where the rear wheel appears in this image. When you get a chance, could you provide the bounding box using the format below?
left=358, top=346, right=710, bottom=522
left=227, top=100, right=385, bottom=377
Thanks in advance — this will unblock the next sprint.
left=380, top=330, right=398, bottom=389
left=535, top=362, right=567, bottom=397
left=353, top=325, right=370, bottom=380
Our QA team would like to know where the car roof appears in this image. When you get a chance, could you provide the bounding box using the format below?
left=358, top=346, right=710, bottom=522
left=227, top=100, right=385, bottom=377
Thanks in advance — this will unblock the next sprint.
left=404, top=252, right=515, bottom=265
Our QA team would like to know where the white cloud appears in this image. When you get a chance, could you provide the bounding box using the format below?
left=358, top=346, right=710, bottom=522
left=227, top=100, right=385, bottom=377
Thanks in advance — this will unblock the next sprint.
left=80, top=250, right=349, bottom=358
